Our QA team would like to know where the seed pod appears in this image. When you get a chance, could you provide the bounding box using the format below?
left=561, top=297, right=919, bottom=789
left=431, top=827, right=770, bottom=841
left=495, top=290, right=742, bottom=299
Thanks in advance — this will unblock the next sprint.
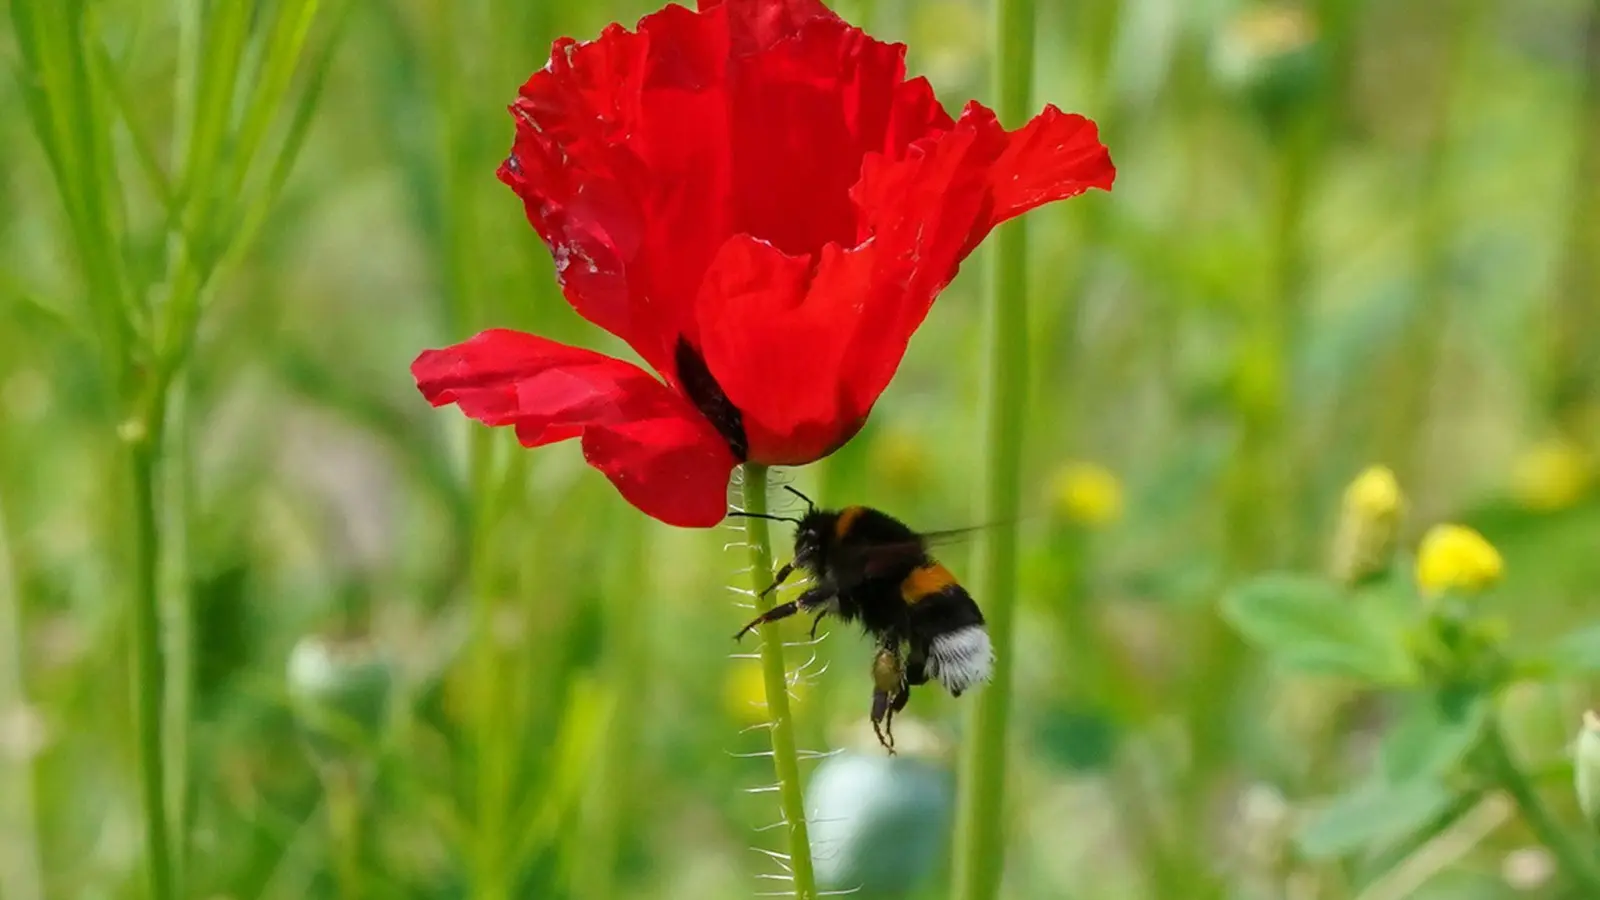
left=806, top=749, right=954, bottom=894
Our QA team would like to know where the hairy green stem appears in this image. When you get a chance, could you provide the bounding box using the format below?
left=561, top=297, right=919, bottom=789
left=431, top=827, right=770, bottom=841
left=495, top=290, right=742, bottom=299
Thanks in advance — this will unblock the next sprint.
left=740, top=463, right=818, bottom=900
left=1482, top=722, right=1600, bottom=892
left=951, top=0, right=1035, bottom=895
left=127, top=433, right=176, bottom=900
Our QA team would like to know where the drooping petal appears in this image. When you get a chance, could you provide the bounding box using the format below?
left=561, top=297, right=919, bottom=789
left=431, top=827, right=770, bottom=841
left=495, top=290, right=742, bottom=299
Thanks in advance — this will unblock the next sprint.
left=498, top=1, right=957, bottom=382
left=840, top=101, right=1114, bottom=417
left=695, top=102, right=1114, bottom=463
left=412, top=329, right=738, bottom=526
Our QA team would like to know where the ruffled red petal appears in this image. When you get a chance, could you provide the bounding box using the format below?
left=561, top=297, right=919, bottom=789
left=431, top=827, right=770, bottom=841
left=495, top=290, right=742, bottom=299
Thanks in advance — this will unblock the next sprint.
left=695, top=0, right=838, bottom=55
left=696, top=102, right=1114, bottom=463
left=497, top=1, right=954, bottom=383
left=412, top=329, right=737, bottom=527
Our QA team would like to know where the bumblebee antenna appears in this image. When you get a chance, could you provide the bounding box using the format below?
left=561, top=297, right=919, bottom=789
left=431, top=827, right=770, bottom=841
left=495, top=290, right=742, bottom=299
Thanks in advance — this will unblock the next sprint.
left=783, top=485, right=816, bottom=511
left=727, top=511, right=803, bottom=526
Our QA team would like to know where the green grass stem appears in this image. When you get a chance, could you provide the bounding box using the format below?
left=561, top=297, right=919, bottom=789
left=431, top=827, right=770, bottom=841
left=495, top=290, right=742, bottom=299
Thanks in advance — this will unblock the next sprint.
left=1482, top=721, right=1600, bottom=892
left=0, top=497, right=44, bottom=900
left=950, top=0, right=1036, bottom=894
left=739, top=463, right=818, bottom=900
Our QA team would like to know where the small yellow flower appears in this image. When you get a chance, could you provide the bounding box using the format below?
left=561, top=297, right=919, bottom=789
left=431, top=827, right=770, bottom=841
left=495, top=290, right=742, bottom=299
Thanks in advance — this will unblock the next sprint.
left=1415, top=524, right=1504, bottom=597
left=1330, top=465, right=1404, bottom=584
left=1049, top=462, right=1124, bottom=527
left=724, top=661, right=806, bottom=727
left=1510, top=438, right=1594, bottom=512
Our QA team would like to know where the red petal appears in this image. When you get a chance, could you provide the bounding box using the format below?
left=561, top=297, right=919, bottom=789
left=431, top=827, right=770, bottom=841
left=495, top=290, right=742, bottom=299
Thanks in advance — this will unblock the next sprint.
left=412, top=329, right=737, bottom=527
left=695, top=104, right=1113, bottom=464
left=498, top=2, right=956, bottom=381
left=695, top=0, right=839, bottom=55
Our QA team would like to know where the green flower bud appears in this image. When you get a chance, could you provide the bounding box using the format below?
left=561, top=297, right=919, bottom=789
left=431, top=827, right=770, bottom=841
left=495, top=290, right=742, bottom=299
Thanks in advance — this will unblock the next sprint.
left=1329, top=465, right=1404, bottom=585
left=1575, top=711, right=1600, bottom=832
left=287, top=633, right=393, bottom=766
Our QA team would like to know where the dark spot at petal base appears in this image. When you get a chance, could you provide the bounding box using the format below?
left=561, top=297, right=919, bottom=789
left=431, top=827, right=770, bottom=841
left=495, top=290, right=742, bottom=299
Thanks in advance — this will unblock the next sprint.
left=675, top=338, right=749, bottom=461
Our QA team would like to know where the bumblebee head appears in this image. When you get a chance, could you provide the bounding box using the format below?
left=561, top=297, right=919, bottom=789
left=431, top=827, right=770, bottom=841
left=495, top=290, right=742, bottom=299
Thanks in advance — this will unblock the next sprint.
left=791, top=511, right=835, bottom=573
left=729, top=485, right=827, bottom=572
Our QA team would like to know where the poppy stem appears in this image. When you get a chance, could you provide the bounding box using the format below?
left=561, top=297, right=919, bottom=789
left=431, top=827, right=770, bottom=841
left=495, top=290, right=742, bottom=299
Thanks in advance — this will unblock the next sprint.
left=952, top=0, right=1036, bottom=895
left=738, top=463, right=819, bottom=900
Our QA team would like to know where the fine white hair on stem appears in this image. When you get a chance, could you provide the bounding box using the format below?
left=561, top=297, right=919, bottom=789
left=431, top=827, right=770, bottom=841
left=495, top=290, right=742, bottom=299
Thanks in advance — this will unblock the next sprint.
left=750, top=847, right=792, bottom=866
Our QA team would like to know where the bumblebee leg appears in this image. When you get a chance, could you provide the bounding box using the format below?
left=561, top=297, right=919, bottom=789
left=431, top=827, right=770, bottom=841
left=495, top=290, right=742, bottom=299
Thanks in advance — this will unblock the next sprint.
left=870, top=688, right=893, bottom=753
left=732, top=600, right=800, bottom=640
left=734, top=586, right=833, bottom=641
left=807, top=608, right=829, bottom=640
left=758, top=562, right=795, bottom=598
left=904, top=644, right=930, bottom=687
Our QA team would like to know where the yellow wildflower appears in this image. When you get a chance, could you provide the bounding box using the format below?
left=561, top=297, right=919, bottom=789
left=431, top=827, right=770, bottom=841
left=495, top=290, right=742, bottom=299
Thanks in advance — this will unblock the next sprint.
left=1510, top=438, right=1594, bottom=512
left=1415, top=524, right=1503, bottom=597
left=1049, top=462, right=1124, bottom=527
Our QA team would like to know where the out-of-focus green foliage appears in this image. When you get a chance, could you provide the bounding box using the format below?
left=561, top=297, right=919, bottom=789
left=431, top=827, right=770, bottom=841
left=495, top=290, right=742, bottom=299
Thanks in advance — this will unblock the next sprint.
left=3, top=0, right=1600, bottom=898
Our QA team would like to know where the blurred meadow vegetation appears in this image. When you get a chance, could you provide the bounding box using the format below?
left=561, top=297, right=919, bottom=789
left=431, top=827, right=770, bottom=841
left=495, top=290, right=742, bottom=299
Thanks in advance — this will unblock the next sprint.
left=4, top=0, right=1600, bottom=898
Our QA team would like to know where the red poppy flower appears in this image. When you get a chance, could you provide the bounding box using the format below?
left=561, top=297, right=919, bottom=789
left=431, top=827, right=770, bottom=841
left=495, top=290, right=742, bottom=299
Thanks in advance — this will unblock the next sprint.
left=411, top=0, right=1115, bottom=528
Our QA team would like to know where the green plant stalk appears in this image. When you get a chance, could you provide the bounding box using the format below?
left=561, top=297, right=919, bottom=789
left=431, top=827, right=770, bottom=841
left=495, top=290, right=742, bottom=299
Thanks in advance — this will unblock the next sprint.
left=325, top=765, right=365, bottom=900
left=127, top=432, right=176, bottom=900
left=1547, top=0, right=1600, bottom=431
left=951, top=1, right=1035, bottom=895
left=1481, top=722, right=1600, bottom=891
left=571, top=514, right=648, bottom=900
left=160, top=376, right=194, bottom=889
left=0, top=496, right=44, bottom=900
left=1375, top=0, right=1483, bottom=482
left=740, top=463, right=818, bottom=900
left=468, top=431, right=512, bottom=900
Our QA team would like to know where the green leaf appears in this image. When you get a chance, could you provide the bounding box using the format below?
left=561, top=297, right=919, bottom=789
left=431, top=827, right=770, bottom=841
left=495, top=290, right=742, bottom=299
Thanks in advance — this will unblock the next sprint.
left=1296, top=779, right=1457, bottom=860
left=1221, top=573, right=1419, bottom=685
left=1527, top=621, right=1600, bottom=677
left=1378, top=691, right=1488, bottom=782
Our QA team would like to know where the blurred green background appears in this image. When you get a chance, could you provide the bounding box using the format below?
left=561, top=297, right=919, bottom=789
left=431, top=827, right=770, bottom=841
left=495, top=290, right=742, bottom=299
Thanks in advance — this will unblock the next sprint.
left=3, top=0, right=1600, bottom=898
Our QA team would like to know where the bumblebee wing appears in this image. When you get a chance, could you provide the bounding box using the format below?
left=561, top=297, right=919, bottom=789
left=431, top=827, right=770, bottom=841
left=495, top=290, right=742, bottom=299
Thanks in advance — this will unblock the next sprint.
left=839, top=527, right=986, bottom=580
left=844, top=540, right=929, bottom=579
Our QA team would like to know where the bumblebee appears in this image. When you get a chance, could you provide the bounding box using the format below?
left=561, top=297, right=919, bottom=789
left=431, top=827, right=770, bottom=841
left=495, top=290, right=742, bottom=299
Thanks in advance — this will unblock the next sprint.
left=732, top=488, right=993, bottom=752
